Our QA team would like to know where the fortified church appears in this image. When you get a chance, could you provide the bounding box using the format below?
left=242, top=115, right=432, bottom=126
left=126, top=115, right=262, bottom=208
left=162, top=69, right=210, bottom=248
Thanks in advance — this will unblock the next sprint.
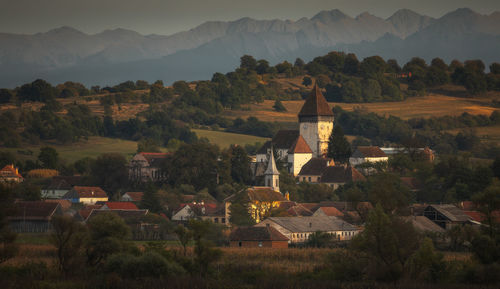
left=254, top=84, right=334, bottom=178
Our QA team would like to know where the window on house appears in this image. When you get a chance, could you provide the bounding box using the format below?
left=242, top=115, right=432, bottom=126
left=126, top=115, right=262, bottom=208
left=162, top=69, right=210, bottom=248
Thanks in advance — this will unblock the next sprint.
left=308, top=177, right=311, bottom=182
left=239, top=241, right=242, bottom=247
left=222, top=218, right=225, bottom=223
left=317, top=177, right=321, bottom=182
left=303, top=177, right=306, bottom=181
left=214, top=218, right=218, bottom=223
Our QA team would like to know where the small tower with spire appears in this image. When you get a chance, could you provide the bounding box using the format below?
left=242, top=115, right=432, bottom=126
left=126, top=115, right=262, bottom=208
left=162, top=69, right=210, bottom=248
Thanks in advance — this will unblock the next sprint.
left=264, top=148, right=280, bottom=192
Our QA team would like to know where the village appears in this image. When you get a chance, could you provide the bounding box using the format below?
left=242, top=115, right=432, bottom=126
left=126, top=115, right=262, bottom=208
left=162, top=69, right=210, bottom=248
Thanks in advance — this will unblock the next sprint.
left=1, top=85, right=493, bottom=250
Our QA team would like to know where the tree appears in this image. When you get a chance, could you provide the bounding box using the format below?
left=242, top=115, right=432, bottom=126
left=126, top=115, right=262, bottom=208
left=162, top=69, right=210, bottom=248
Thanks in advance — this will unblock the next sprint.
left=38, top=146, right=59, bottom=169
left=327, top=125, right=352, bottom=163
left=472, top=180, right=500, bottom=238
left=228, top=191, right=255, bottom=226
left=137, top=138, right=160, bottom=153
left=351, top=204, right=420, bottom=281
left=307, top=231, right=333, bottom=248
left=343, top=53, right=360, bottom=75
left=272, top=99, right=287, bottom=112
left=86, top=212, right=131, bottom=266
left=228, top=145, right=252, bottom=184
left=50, top=215, right=87, bottom=275
left=141, top=183, right=163, bottom=213
left=256, top=59, right=270, bottom=75
left=0, top=185, right=18, bottom=264
left=490, top=63, right=500, bottom=74
left=188, top=219, right=222, bottom=276
left=0, top=89, right=14, bottom=104
left=368, top=173, right=411, bottom=214
left=240, top=55, right=257, bottom=71
left=360, top=56, right=387, bottom=78
left=90, top=153, right=128, bottom=199
left=174, top=225, right=192, bottom=256
left=361, top=78, right=382, bottom=101
left=302, top=76, right=312, bottom=87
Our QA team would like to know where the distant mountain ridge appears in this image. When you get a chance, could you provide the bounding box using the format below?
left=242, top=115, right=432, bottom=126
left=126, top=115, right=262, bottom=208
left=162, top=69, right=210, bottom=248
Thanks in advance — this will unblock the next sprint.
left=0, top=8, right=499, bottom=87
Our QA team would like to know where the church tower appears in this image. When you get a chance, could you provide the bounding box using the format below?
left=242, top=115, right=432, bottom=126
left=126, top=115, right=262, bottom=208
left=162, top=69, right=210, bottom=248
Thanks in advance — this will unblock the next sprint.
left=264, top=148, right=280, bottom=192
left=298, top=84, right=334, bottom=157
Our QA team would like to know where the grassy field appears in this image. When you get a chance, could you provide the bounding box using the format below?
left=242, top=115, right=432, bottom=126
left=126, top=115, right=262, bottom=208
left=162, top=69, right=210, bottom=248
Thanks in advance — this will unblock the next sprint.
left=0, top=136, right=141, bottom=163
left=192, top=129, right=269, bottom=148
left=225, top=93, right=499, bottom=122
left=446, top=125, right=500, bottom=145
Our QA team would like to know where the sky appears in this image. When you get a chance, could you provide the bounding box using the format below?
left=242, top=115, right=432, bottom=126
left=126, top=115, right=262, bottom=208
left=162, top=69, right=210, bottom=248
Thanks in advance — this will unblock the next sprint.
left=0, top=0, right=499, bottom=36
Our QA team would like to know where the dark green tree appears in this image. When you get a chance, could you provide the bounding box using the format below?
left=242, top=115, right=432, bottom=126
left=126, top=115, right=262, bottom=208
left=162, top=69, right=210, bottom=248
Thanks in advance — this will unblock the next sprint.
left=368, top=173, right=411, bottom=214
left=327, top=125, right=352, bottom=163
left=50, top=215, right=87, bottom=275
left=90, top=153, right=128, bottom=199
left=228, top=145, right=252, bottom=184
left=302, top=76, right=312, bottom=87
left=38, top=146, right=59, bottom=169
left=240, top=55, right=257, bottom=71
left=86, top=212, right=131, bottom=266
left=272, top=99, right=287, bottom=112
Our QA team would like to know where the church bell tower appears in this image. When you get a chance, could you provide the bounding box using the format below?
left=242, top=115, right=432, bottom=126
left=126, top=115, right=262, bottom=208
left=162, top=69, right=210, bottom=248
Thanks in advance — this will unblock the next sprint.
left=298, top=84, right=334, bottom=157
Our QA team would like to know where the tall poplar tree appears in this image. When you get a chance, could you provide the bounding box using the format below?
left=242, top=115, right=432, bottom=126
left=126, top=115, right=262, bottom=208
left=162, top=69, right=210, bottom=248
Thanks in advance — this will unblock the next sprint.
left=327, top=125, right=352, bottom=164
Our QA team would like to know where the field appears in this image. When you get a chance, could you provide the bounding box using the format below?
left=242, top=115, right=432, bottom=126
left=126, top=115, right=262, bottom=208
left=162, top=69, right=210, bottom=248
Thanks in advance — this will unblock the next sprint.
left=192, top=129, right=269, bottom=148
left=0, top=136, right=141, bottom=163
left=446, top=125, right=500, bottom=145
left=225, top=93, right=499, bottom=122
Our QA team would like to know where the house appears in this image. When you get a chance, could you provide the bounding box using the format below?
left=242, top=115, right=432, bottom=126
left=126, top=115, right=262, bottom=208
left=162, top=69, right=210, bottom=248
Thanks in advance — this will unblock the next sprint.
left=121, top=192, right=144, bottom=203
left=128, top=152, right=170, bottom=183
left=100, top=202, right=139, bottom=210
left=229, top=225, right=289, bottom=248
left=78, top=204, right=103, bottom=220
left=403, top=216, right=446, bottom=234
left=380, top=147, right=435, bottom=162
left=256, top=216, right=360, bottom=243
left=254, top=84, right=334, bottom=178
left=8, top=201, right=62, bottom=233
left=313, top=206, right=344, bottom=218
left=41, top=176, right=83, bottom=199
left=349, top=146, right=388, bottom=167
left=171, top=202, right=226, bottom=225
left=0, top=164, right=23, bottom=183
left=320, top=165, right=366, bottom=189
left=423, top=204, right=472, bottom=229
left=63, top=186, right=108, bottom=204
left=297, top=157, right=334, bottom=183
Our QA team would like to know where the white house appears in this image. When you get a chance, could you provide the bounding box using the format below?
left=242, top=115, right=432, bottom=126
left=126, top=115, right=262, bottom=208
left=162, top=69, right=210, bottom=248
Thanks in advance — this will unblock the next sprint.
left=255, top=216, right=360, bottom=243
left=349, top=146, right=388, bottom=166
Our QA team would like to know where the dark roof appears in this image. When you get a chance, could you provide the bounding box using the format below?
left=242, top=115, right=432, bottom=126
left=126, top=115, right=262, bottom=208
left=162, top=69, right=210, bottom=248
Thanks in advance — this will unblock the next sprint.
left=256, top=140, right=272, bottom=155
left=298, top=158, right=331, bottom=176
left=352, top=146, right=387, bottom=158
left=298, top=84, right=333, bottom=117
left=230, top=226, right=289, bottom=242
left=403, top=216, right=445, bottom=233
left=321, top=166, right=366, bottom=184
left=261, top=216, right=357, bottom=232
left=86, top=209, right=148, bottom=223
left=315, top=207, right=344, bottom=217
left=287, top=204, right=314, bottom=216
left=250, top=162, right=267, bottom=178
left=46, top=176, right=84, bottom=190
left=271, top=130, right=300, bottom=150
left=64, top=186, right=108, bottom=199
left=288, top=135, right=312, bottom=154
left=8, top=201, right=60, bottom=221
left=426, top=205, right=471, bottom=222
left=247, top=187, right=286, bottom=202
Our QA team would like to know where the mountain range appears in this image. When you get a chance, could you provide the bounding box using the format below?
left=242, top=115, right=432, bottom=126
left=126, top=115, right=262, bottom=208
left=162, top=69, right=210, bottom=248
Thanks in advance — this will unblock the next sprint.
left=0, top=8, right=499, bottom=88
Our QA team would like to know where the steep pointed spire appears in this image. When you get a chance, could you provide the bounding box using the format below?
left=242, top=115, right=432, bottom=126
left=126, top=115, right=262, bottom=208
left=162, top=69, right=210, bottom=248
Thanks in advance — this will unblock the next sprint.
left=298, top=83, right=333, bottom=118
left=264, top=148, right=280, bottom=175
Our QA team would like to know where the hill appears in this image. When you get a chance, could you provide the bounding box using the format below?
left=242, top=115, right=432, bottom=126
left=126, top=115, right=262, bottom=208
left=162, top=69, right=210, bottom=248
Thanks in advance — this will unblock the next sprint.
left=1, top=8, right=499, bottom=87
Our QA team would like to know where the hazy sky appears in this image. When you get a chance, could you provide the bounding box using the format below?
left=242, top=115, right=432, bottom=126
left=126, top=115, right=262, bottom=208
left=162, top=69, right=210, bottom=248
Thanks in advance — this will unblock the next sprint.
left=0, top=0, right=499, bottom=35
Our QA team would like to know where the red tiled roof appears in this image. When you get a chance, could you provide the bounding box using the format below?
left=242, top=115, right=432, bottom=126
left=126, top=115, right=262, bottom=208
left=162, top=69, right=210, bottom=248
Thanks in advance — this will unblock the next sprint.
left=79, top=205, right=103, bottom=219
left=66, top=186, right=108, bottom=199
left=123, top=192, right=144, bottom=202
left=0, top=164, right=23, bottom=179
left=139, top=152, right=171, bottom=166
left=353, top=146, right=387, bottom=158
left=288, top=135, right=312, bottom=154
left=318, top=206, right=344, bottom=217
left=298, top=84, right=333, bottom=117
left=104, top=202, right=139, bottom=210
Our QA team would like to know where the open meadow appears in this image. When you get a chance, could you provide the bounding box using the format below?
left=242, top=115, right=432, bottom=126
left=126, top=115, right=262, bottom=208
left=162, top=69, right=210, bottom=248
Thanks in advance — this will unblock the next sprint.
left=225, top=93, right=499, bottom=122
left=192, top=129, right=269, bottom=148
left=0, top=136, right=142, bottom=163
